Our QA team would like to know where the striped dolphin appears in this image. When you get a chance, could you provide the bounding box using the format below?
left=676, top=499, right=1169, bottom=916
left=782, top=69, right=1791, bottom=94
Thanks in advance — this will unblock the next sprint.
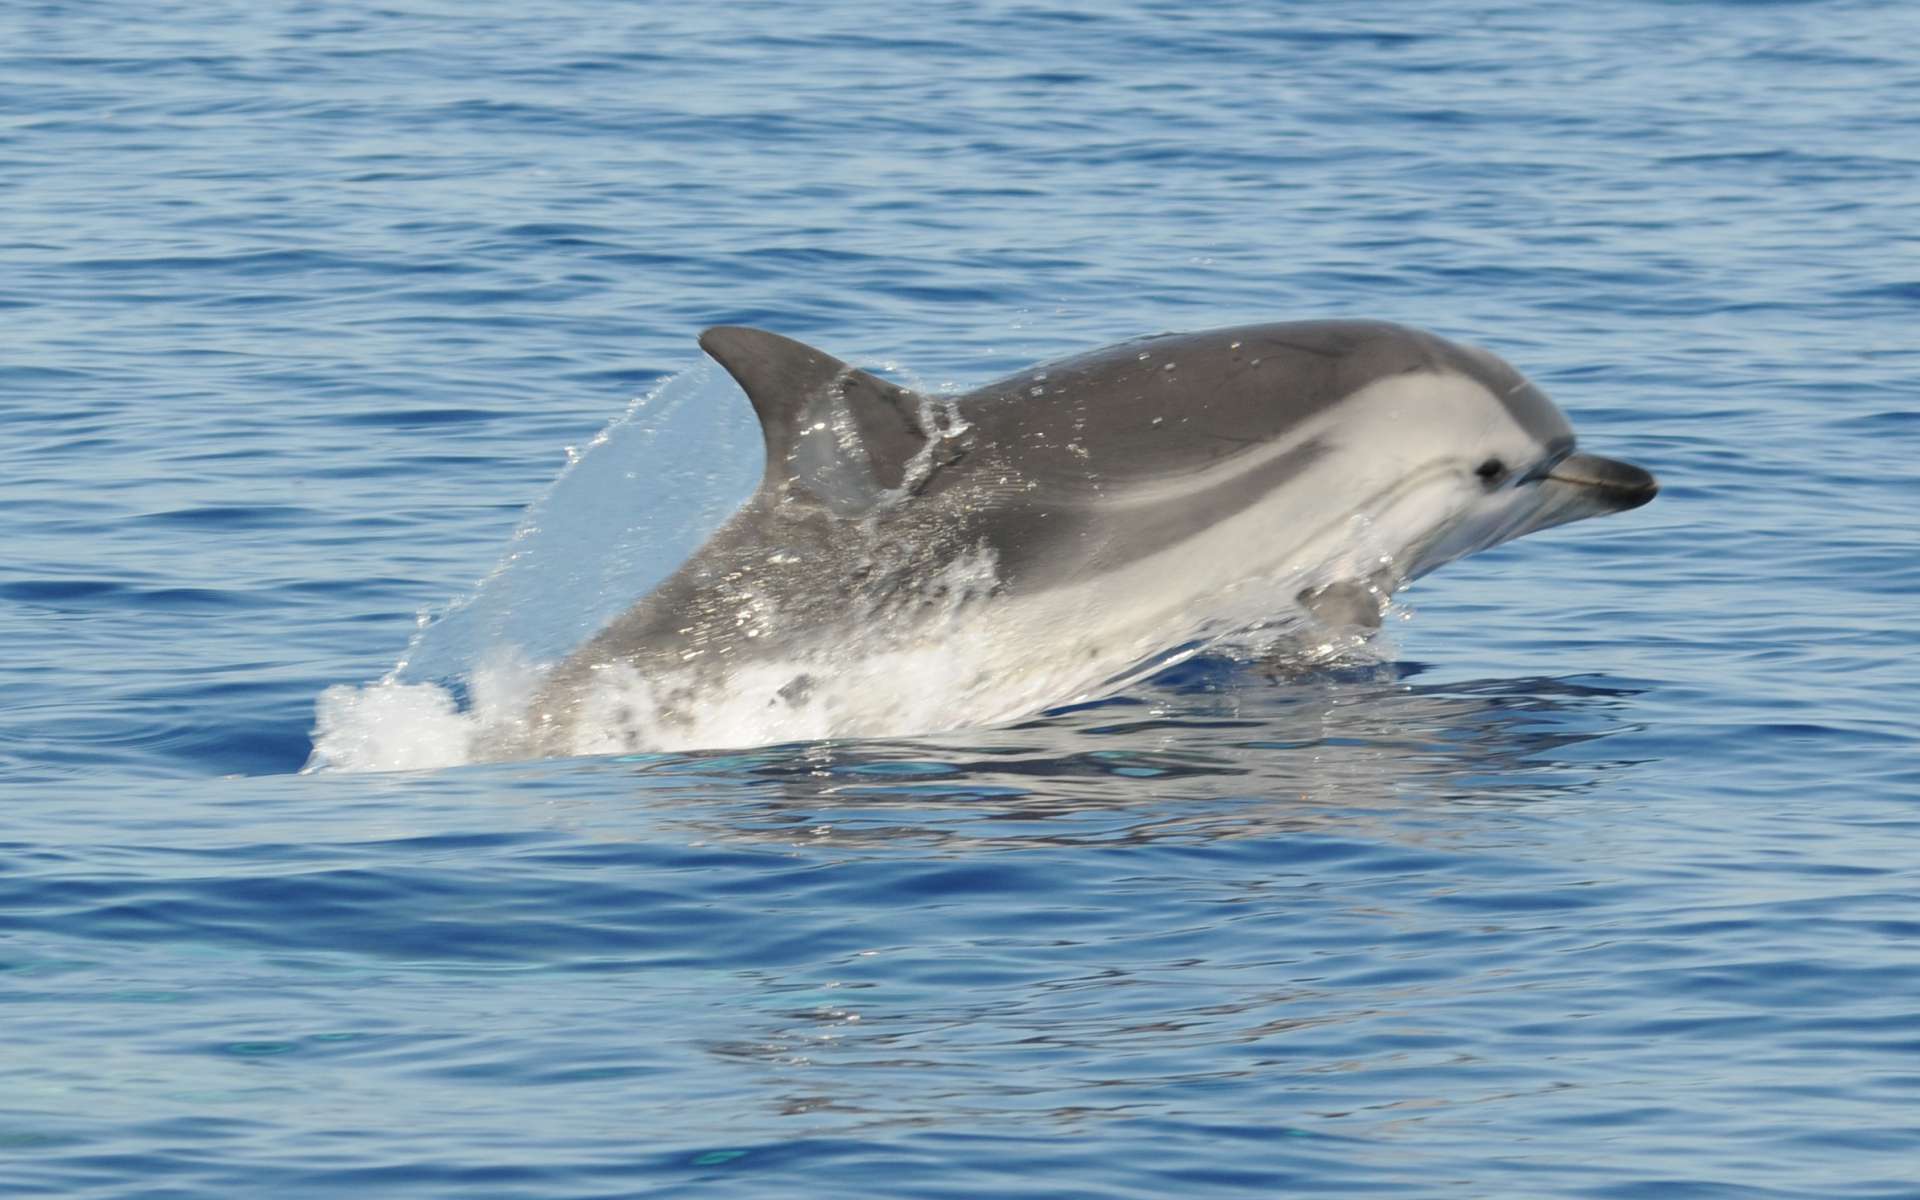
left=515, top=320, right=1657, bottom=757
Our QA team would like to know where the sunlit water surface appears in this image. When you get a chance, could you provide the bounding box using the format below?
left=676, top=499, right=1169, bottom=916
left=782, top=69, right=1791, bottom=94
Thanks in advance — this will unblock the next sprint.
left=4, top=2, right=1917, bottom=1197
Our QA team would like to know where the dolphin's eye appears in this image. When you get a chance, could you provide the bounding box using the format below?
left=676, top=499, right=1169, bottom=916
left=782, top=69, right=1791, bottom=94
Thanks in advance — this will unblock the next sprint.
left=1474, top=458, right=1508, bottom=484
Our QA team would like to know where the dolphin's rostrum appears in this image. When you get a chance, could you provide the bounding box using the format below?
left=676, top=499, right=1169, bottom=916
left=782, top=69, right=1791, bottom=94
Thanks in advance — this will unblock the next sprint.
left=518, top=320, right=1656, bottom=757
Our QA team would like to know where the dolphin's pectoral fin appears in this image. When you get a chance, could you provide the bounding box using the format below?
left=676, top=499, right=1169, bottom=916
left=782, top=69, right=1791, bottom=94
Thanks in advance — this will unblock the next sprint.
left=1296, top=579, right=1386, bottom=630
left=700, top=326, right=941, bottom=513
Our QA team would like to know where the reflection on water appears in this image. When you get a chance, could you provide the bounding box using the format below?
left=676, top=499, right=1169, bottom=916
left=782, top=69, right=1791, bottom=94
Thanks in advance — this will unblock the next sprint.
left=560, top=660, right=1656, bottom=1147
left=609, top=658, right=1649, bottom=852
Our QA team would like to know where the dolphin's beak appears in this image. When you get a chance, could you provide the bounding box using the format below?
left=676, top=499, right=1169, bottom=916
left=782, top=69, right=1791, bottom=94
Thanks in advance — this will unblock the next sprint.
left=1504, top=451, right=1658, bottom=541
left=1546, top=452, right=1659, bottom=513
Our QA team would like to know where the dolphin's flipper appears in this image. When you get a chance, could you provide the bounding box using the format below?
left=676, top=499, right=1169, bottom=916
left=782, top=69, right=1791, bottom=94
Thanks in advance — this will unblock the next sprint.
left=700, top=326, right=938, bottom=511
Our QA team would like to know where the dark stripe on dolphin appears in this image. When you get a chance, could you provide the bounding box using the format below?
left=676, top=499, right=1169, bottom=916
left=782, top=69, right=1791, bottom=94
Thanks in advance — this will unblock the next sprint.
left=952, top=437, right=1334, bottom=591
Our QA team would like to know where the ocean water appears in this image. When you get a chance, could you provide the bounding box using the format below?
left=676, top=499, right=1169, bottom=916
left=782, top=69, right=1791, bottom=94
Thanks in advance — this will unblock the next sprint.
left=5, top=1, right=1919, bottom=1196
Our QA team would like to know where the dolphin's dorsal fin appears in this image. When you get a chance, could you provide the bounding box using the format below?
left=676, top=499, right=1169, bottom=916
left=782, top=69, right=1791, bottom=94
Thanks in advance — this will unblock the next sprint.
left=699, top=326, right=938, bottom=513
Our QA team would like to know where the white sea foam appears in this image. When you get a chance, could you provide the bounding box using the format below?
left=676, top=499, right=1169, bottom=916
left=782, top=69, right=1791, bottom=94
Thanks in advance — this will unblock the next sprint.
left=309, top=680, right=471, bottom=773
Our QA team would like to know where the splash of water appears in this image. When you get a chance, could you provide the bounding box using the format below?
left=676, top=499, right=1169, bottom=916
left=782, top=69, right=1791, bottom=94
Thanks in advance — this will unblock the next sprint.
left=306, top=363, right=763, bottom=773
left=394, top=362, right=764, bottom=682
left=305, top=364, right=1408, bottom=775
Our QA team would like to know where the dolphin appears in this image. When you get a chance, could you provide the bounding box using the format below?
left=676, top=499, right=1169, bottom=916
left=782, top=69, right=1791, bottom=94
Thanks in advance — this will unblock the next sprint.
left=514, top=320, right=1656, bottom=757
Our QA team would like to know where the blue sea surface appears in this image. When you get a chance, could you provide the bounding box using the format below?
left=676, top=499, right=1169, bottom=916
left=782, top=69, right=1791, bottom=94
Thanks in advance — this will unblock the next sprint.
left=5, top=2, right=1919, bottom=1196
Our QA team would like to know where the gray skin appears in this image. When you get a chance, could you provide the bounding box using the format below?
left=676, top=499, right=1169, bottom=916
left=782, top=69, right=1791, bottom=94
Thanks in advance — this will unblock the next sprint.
left=520, top=321, right=1657, bottom=753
